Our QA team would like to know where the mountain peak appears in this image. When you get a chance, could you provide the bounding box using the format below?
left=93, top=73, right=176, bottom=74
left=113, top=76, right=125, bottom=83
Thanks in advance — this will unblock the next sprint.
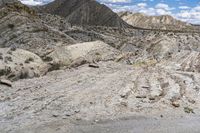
left=39, top=0, right=131, bottom=28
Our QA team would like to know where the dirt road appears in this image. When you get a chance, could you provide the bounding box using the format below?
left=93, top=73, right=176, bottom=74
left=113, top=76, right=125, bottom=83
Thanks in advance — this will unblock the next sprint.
left=70, top=116, right=200, bottom=133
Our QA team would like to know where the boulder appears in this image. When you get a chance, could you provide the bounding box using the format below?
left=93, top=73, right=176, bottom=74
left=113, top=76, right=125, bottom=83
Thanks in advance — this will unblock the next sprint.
left=0, top=48, right=48, bottom=81
left=46, top=41, right=121, bottom=69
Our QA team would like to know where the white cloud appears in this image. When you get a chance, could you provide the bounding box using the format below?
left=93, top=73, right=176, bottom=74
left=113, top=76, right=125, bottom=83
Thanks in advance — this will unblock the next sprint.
left=179, top=6, right=190, bottom=9
left=137, top=3, right=147, bottom=8
left=19, top=0, right=54, bottom=5
left=155, top=3, right=174, bottom=11
left=175, top=6, right=200, bottom=24
left=100, top=0, right=131, bottom=3
left=105, top=1, right=200, bottom=24
left=106, top=2, right=173, bottom=16
left=20, top=0, right=43, bottom=5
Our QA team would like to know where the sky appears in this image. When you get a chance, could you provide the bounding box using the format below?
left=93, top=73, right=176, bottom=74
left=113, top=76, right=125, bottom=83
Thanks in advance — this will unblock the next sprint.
left=20, top=0, right=200, bottom=24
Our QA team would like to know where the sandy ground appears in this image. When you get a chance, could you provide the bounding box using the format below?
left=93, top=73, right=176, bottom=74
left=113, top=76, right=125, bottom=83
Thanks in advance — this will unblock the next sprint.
left=1, top=61, right=200, bottom=133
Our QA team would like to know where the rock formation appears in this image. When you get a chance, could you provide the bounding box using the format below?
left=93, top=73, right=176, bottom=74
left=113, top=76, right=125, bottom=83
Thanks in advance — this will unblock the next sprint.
left=118, top=11, right=196, bottom=31
left=46, top=41, right=121, bottom=68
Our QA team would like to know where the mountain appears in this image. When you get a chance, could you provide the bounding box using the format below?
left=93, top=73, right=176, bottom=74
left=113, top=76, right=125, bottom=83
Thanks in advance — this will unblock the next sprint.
left=118, top=11, right=194, bottom=31
left=0, top=0, right=75, bottom=56
left=39, top=0, right=131, bottom=28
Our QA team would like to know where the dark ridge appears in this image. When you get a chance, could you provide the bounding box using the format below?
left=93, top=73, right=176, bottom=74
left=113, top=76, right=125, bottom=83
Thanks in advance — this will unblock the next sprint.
left=38, top=0, right=132, bottom=28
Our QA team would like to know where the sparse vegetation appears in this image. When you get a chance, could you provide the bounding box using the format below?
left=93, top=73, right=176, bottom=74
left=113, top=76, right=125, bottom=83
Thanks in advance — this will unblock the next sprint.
left=4, top=56, right=12, bottom=62
left=132, top=59, right=157, bottom=67
left=25, top=57, right=34, bottom=64
left=184, top=107, right=194, bottom=114
left=7, top=23, right=15, bottom=29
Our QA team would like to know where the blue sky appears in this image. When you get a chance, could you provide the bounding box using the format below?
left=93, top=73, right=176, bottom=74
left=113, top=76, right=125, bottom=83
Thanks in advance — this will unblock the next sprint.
left=20, top=0, right=200, bottom=24
left=98, top=0, right=200, bottom=24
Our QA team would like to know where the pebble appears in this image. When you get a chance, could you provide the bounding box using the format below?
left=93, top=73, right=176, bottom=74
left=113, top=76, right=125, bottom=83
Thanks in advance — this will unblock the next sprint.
left=172, top=101, right=180, bottom=108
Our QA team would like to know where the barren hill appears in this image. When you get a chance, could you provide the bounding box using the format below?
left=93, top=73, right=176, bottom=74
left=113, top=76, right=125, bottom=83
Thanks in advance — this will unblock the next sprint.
left=118, top=11, right=195, bottom=31
left=39, top=0, right=131, bottom=28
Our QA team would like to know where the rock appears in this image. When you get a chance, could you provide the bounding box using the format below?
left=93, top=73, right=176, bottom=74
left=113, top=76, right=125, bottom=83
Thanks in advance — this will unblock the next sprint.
left=161, top=82, right=169, bottom=89
left=172, top=101, right=180, bottom=108
left=74, top=109, right=80, bottom=114
left=64, top=108, right=80, bottom=117
left=46, top=41, right=121, bottom=68
left=52, top=114, right=59, bottom=117
left=88, top=63, right=99, bottom=68
left=120, top=101, right=128, bottom=107
left=149, top=97, right=156, bottom=101
left=10, top=45, right=17, bottom=51
left=136, top=95, right=147, bottom=99
left=120, top=88, right=132, bottom=99
left=0, top=79, right=12, bottom=87
left=188, top=99, right=196, bottom=104
left=76, top=117, right=82, bottom=121
left=65, top=112, right=73, bottom=117
left=142, top=86, right=150, bottom=89
left=94, top=119, right=100, bottom=123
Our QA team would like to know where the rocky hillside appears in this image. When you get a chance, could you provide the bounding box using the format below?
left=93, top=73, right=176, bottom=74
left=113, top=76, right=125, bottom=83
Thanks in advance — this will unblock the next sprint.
left=0, top=0, right=77, bottom=80
left=0, top=0, right=75, bottom=56
left=0, top=0, right=18, bottom=6
left=118, top=12, right=196, bottom=31
left=38, top=0, right=131, bottom=28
